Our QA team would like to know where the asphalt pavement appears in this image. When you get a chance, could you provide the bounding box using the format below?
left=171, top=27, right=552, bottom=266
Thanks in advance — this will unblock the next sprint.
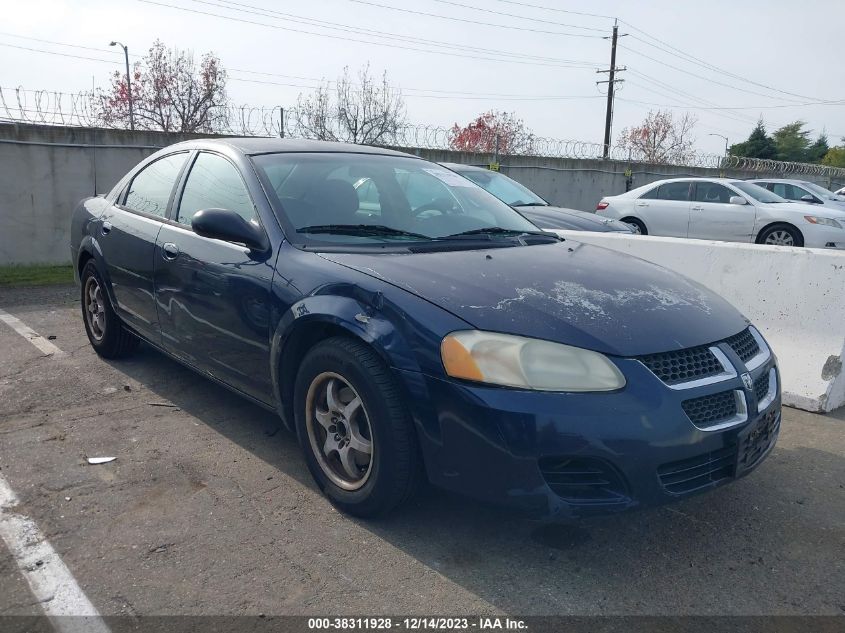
left=0, top=284, right=843, bottom=618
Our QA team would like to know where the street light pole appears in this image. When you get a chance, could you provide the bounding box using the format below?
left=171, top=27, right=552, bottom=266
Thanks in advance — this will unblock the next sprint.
left=708, top=133, right=729, bottom=157
left=110, top=41, right=134, bottom=131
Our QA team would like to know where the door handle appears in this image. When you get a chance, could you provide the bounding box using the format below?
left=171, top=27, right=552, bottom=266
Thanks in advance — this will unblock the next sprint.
left=635, top=202, right=648, bottom=207
left=101, top=220, right=112, bottom=235
left=691, top=206, right=704, bottom=211
left=162, top=242, right=180, bottom=260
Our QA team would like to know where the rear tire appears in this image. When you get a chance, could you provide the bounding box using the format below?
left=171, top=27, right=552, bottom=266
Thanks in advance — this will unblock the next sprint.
left=621, top=217, right=647, bottom=235
left=757, top=223, right=803, bottom=247
left=80, top=260, right=140, bottom=358
left=294, top=337, right=421, bottom=517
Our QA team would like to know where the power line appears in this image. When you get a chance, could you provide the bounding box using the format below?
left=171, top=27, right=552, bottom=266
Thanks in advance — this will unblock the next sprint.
left=195, top=0, right=594, bottom=64
left=427, top=0, right=607, bottom=32
left=619, top=24, right=833, bottom=103
left=344, top=0, right=603, bottom=38
left=136, top=0, right=598, bottom=68
left=229, top=75, right=605, bottom=101
left=487, top=0, right=615, bottom=20
left=0, top=42, right=119, bottom=65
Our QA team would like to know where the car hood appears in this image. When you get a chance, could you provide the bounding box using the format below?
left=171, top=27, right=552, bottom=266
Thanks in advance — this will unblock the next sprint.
left=757, top=201, right=845, bottom=217
left=319, top=240, right=747, bottom=357
left=521, top=206, right=633, bottom=232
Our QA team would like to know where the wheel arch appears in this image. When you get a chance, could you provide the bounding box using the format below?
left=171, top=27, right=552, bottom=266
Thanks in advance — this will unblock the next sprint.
left=754, top=221, right=804, bottom=245
left=270, top=295, right=424, bottom=432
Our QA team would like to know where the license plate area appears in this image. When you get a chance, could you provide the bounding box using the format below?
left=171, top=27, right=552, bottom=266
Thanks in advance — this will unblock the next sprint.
left=736, top=407, right=780, bottom=473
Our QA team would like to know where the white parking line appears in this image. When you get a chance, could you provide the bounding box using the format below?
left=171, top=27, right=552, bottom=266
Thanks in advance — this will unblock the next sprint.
left=0, top=308, right=65, bottom=357
left=0, top=474, right=110, bottom=633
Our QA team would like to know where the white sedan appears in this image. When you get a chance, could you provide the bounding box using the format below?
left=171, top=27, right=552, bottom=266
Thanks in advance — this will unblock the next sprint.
left=596, top=177, right=845, bottom=249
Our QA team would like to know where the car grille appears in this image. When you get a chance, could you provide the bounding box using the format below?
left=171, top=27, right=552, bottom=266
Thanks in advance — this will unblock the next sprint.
left=538, top=457, right=628, bottom=505
left=657, top=444, right=735, bottom=494
left=638, top=328, right=763, bottom=386
left=681, top=390, right=738, bottom=428
left=753, top=372, right=770, bottom=403
left=638, top=345, right=724, bottom=385
left=739, top=409, right=780, bottom=471
left=724, top=328, right=760, bottom=363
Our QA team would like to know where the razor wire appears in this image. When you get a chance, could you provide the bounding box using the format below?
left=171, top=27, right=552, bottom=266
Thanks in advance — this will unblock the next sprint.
left=2, top=86, right=843, bottom=179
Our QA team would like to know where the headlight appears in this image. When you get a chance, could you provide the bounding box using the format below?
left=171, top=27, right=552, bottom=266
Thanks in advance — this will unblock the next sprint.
left=440, top=330, right=625, bottom=392
left=804, top=216, right=843, bottom=228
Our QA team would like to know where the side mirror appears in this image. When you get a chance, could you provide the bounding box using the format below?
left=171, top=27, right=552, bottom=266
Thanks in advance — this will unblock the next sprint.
left=800, top=194, right=818, bottom=203
left=729, top=196, right=748, bottom=205
left=191, top=208, right=269, bottom=252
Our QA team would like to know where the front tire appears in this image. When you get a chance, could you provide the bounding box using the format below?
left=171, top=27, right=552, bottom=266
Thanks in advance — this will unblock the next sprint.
left=294, top=337, right=420, bottom=517
left=80, top=261, right=139, bottom=358
left=757, top=223, right=803, bottom=247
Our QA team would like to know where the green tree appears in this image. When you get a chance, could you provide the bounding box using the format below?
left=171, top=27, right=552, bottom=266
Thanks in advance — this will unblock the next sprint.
left=822, top=146, right=845, bottom=168
left=807, top=132, right=830, bottom=163
left=729, top=119, right=777, bottom=159
left=772, top=121, right=811, bottom=162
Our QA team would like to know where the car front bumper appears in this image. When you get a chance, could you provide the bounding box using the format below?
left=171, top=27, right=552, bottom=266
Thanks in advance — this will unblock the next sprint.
left=802, top=224, right=845, bottom=249
left=402, top=355, right=780, bottom=519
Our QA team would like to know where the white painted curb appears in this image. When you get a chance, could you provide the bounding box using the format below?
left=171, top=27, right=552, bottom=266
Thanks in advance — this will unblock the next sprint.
left=554, top=230, right=845, bottom=413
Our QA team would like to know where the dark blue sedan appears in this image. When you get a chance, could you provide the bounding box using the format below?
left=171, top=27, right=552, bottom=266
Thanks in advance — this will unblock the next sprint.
left=71, top=139, right=780, bottom=518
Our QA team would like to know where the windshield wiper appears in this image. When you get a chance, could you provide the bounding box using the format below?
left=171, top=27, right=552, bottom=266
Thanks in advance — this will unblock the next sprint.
left=445, top=227, right=559, bottom=239
left=296, top=224, right=432, bottom=240
left=512, top=202, right=549, bottom=207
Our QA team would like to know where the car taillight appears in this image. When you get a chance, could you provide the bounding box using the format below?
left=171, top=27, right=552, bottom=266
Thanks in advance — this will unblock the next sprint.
left=596, top=201, right=609, bottom=211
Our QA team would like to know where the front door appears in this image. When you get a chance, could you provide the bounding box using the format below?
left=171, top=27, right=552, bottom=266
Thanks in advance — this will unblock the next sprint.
left=688, top=182, right=757, bottom=242
left=153, top=151, right=275, bottom=404
left=98, top=152, right=190, bottom=342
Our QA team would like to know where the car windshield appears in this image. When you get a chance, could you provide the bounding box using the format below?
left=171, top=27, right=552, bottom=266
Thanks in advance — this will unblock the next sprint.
left=730, top=181, right=786, bottom=204
left=802, top=181, right=841, bottom=200
left=251, top=153, right=545, bottom=248
left=455, top=169, right=547, bottom=207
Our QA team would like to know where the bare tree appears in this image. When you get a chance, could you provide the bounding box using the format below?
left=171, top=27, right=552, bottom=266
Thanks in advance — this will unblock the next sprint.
left=99, top=40, right=228, bottom=133
left=294, top=65, right=405, bottom=145
left=616, top=110, right=698, bottom=164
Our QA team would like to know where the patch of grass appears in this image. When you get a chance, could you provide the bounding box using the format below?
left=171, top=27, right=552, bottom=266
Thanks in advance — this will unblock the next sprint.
left=0, top=264, right=75, bottom=287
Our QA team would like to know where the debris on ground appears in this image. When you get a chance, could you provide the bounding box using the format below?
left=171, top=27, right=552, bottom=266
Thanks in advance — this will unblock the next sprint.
left=86, top=456, right=116, bottom=465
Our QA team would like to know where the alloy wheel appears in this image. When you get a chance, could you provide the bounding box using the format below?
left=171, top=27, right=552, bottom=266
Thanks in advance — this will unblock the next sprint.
left=84, top=276, right=106, bottom=341
left=764, top=230, right=794, bottom=246
left=305, top=372, right=374, bottom=491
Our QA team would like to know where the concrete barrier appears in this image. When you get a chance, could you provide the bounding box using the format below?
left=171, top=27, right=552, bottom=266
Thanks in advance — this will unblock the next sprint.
left=555, top=231, right=845, bottom=413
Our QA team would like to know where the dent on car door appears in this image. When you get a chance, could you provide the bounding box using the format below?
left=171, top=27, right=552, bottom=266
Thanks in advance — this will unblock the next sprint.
left=635, top=181, right=691, bottom=237
left=688, top=182, right=756, bottom=242
left=154, top=151, right=275, bottom=404
left=98, top=152, right=190, bottom=342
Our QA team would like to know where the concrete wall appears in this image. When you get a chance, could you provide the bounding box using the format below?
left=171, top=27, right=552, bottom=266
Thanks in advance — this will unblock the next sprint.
left=556, top=231, right=845, bottom=413
left=1, top=123, right=843, bottom=265
left=0, top=125, right=216, bottom=266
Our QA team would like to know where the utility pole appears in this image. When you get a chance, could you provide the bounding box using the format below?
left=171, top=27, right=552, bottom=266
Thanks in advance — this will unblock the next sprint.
left=597, top=20, right=626, bottom=159
left=110, top=41, right=134, bottom=131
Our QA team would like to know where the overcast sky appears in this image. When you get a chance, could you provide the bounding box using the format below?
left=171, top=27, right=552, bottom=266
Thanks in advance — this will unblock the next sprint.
left=3, top=0, right=843, bottom=155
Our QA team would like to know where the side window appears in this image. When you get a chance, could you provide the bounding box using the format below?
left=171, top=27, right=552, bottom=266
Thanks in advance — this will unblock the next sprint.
left=639, top=186, right=660, bottom=200
left=694, top=183, right=733, bottom=203
left=352, top=178, right=382, bottom=216
left=124, top=153, right=188, bottom=217
left=658, top=182, right=691, bottom=201
left=177, top=153, right=255, bottom=225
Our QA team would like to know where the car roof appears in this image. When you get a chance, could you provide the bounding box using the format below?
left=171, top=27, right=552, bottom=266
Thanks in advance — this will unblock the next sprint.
left=164, top=137, right=418, bottom=158
left=439, top=162, right=488, bottom=172
left=748, top=178, right=811, bottom=184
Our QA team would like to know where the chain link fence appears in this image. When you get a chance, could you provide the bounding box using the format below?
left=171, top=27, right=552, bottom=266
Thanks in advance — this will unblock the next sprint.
left=2, top=86, right=844, bottom=180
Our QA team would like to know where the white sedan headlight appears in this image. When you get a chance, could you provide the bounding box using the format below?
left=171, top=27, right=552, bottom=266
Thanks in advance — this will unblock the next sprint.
left=804, top=216, right=843, bottom=229
left=441, top=330, right=625, bottom=392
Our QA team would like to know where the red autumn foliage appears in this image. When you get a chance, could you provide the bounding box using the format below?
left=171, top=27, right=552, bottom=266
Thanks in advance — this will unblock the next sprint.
left=448, top=111, right=535, bottom=154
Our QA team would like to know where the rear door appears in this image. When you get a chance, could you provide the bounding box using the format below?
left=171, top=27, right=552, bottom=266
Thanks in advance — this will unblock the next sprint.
left=688, top=182, right=757, bottom=242
left=98, top=152, right=190, bottom=342
left=154, top=151, right=275, bottom=404
left=633, top=181, right=692, bottom=237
